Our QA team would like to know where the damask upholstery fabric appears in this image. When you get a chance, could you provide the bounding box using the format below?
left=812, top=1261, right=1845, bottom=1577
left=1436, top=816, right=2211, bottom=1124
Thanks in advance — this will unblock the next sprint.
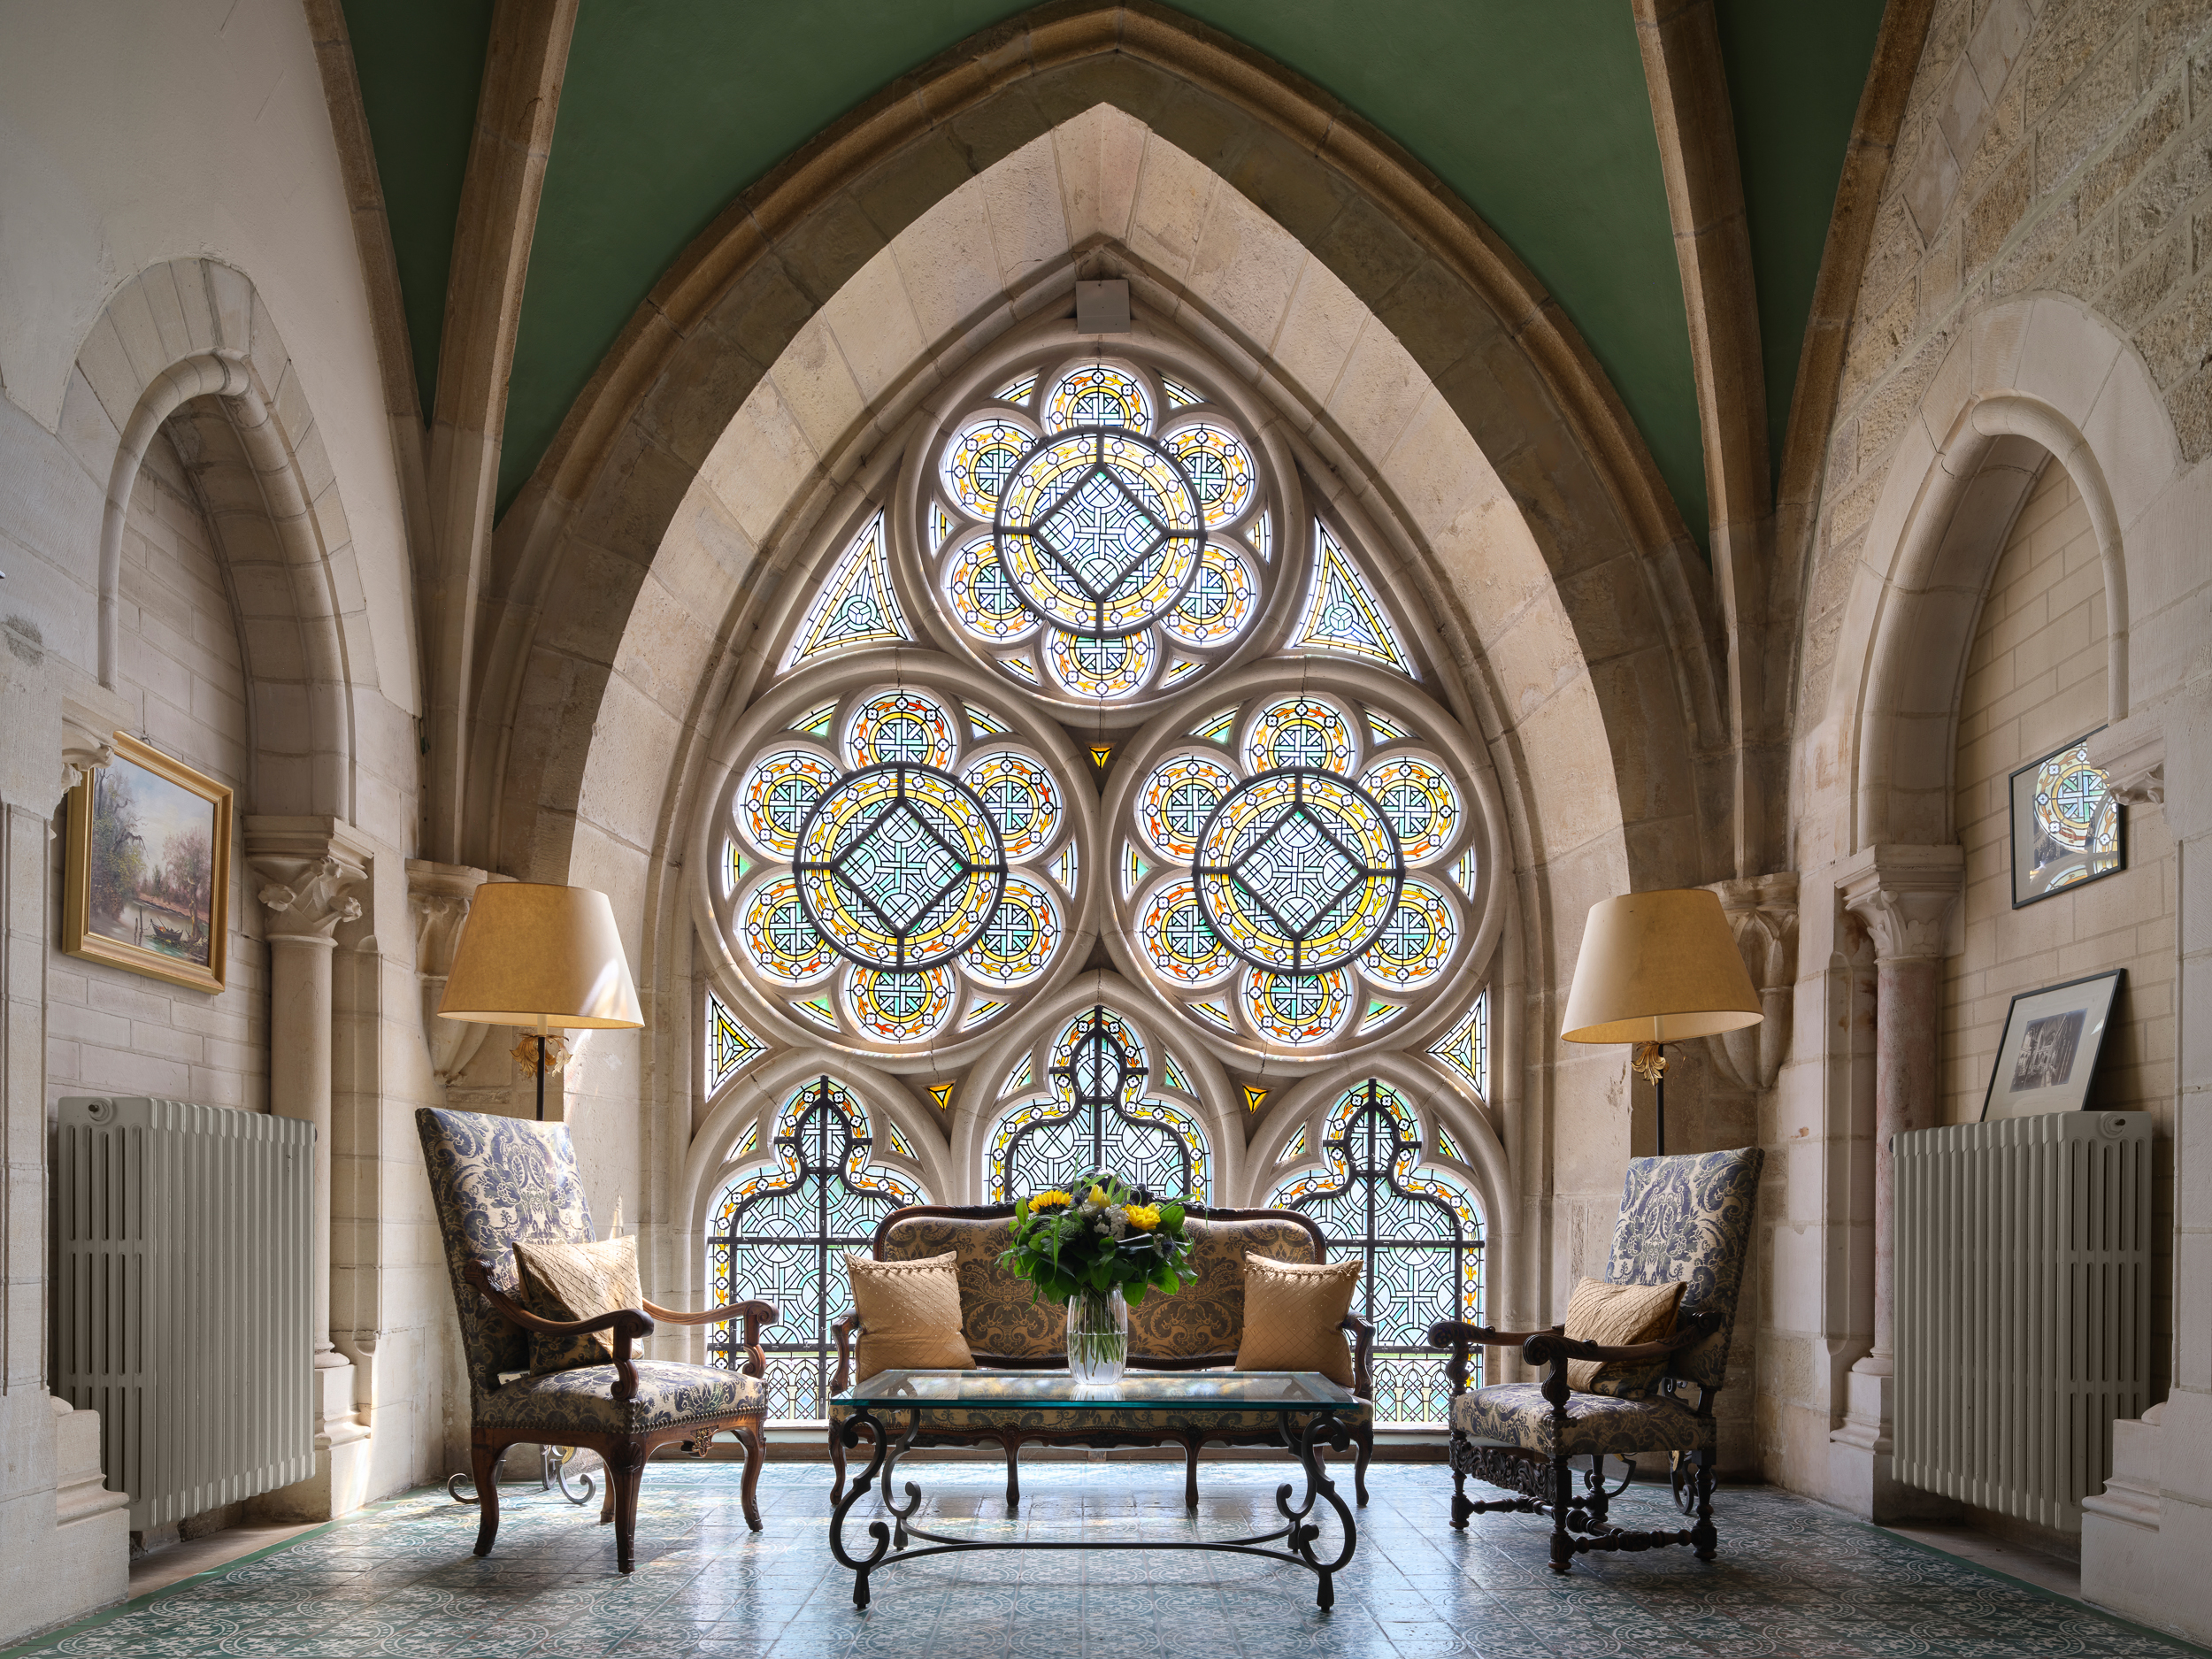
left=475, top=1361, right=764, bottom=1437
left=879, top=1212, right=1320, bottom=1363
left=1605, top=1147, right=1763, bottom=1389
left=1452, top=1383, right=1713, bottom=1457
left=879, top=1216, right=1059, bottom=1359
left=1127, top=1217, right=1317, bottom=1358
left=1561, top=1274, right=1683, bottom=1396
left=513, top=1234, right=642, bottom=1373
left=416, top=1108, right=596, bottom=1396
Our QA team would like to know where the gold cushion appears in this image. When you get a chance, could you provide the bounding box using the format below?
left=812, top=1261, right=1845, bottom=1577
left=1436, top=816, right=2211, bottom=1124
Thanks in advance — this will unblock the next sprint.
left=1563, top=1275, right=1683, bottom=1395
left=848, top=1250, right=975, bottom=1379
left=513, top=1235, right=641, bottom=1374
left=1233, top=1255, right=1358, bottom=1386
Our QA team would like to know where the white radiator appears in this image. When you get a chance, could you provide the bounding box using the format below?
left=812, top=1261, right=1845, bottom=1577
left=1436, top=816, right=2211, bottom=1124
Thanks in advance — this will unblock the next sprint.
left=52, top=1096, right=316, bottom=1530
left=1893, top=1109, right=2152, bottom=1531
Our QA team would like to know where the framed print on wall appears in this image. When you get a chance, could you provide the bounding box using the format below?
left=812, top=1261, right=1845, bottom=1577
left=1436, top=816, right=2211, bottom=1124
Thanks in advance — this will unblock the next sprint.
left=2009, top=730, right=2123, bottom=906
left=1980, top=969, right=2124, bottom=1121
left=63, top=733, right=233, bottom=995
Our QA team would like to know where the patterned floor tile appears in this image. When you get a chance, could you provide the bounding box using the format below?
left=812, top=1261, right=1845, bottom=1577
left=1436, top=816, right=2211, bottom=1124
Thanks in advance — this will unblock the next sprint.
left=4, top=1466, right=2207, bottom=1659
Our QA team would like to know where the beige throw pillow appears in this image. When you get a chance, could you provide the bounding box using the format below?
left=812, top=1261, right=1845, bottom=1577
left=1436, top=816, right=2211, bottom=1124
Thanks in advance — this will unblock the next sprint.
left=847, top=1251, right=975, bottom=1380
left=1233, top=1255, right=1360, bottom=1387
left=1561, top=1275, right=1685, bottom=1395
left=513, top=1235, right=642, bottom=1374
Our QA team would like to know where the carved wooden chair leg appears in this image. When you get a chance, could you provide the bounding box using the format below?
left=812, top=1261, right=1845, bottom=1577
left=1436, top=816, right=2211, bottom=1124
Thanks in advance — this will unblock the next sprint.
left=1353, top=1418, right=1372, bottom=1507
left=609, top=1447, right=648, bottom=1574
left=1002, top=1432, right=1021, bottom=1509
left=1182, top=1433, right=1203, bottom=1510
left=469, top=1442, right=503, bottom=1557
left=1548, top=1451, right=1575, bottom=1575
left=1448, top=1431, right=1473, bottom=1529
left=1690, top=1449, right=1717, bottom=1561
left=736, top=1423, right=765, bottom=1532
left=599, top=1466, right=617, bottom=1525
left=827, top=1422, right=848, bottom=1503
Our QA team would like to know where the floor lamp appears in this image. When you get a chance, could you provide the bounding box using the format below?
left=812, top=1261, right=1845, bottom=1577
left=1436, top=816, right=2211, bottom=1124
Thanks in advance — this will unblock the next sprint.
left=1561, top=889, right=1762, bottom=1155
left=437, top=883, right=643, bottom=1119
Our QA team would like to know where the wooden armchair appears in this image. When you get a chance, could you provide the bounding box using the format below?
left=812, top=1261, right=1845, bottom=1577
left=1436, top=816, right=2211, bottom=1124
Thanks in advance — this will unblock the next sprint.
left=417, top=1107, right=780, bottom=1572
left=829, top=1202, right=1376, bottom=1510
left=1426, top=1147, right=1763, bottom=1574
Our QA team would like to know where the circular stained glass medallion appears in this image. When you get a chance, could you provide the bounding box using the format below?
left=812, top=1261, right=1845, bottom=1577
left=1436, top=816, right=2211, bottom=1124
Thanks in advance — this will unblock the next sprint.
left=1045, top=365, right=1153, bottom=434
left=795, top=764, right=1006, bottom=971
left=1244, top=695, right=1357, bottom=775
left=1355, top=754, right=1462, bottom=865
left=995, top=429, right=1204, bottom=635
left=1194, top=770, right=1404, bottom=973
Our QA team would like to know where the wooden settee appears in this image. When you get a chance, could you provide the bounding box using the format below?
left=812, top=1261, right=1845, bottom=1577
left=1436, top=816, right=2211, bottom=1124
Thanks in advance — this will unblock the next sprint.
left=830, top=1202, right=1374, bottom=1509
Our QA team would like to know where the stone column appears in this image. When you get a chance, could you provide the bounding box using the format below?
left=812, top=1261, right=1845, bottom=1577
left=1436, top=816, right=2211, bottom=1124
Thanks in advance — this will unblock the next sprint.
left=1829, top=844, right=1962, bottom=1520
left=244, top=815, right=373, bottom=1520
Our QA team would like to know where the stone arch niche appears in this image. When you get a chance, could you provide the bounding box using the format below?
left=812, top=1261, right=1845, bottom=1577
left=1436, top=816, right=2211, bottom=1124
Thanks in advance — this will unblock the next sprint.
left=501, top=8, right=1748, bottom=1350
left=73, top=257, right=383, bottom=821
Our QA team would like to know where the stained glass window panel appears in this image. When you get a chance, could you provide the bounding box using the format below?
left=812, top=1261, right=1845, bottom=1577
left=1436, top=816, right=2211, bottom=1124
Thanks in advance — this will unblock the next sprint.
left=783, top=515, right=912, bottom=669
left=986, top=1009, right=1210, bottom=1202
left=1294, top=526, right=1415, bottom=676
left=1267, top=1079, right=1483, bottom=1426
left=706, top=1078, right=926, bottom=1420
left=2009, top=734, right=2124, bottom=904
left=706, top=988, right=766, bottom=1091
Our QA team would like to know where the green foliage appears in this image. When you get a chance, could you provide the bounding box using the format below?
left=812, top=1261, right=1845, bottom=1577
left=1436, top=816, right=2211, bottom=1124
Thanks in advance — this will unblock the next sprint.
left=88, top=771, right=145, bottom=924
left=1000, top=1173, right=1199, bottom=1307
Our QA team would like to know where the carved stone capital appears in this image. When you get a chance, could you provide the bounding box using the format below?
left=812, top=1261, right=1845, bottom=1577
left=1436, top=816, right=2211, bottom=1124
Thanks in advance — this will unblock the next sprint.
left=245, top=817, right=373, bottom=942
left=2085, top=715, right=2164, bottom=808
left=1705, top=872, right=1798, bottom=1091
left=1838, top=845, right=1964, bottom=964
left=60, top=692, right=131, bottom=795
left=406, top=859, right=505, bottom=1081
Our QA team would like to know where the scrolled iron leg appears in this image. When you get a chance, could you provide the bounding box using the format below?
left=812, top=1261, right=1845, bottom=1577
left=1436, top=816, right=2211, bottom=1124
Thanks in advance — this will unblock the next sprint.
left=828, top=1409, right=895, bottom=1609
left=879, top=1417, right=922, bottom=1550
left=1275, top=1410, right=1357, bottom=1611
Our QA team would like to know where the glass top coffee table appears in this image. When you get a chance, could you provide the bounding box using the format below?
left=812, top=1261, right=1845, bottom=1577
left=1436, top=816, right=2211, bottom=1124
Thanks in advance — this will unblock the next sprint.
left=828, top=1371, right=1361, bottom=1609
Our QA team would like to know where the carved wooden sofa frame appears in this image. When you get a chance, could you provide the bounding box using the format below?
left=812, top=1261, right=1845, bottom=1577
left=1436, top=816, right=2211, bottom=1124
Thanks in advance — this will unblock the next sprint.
left=830, top=1202, right=1375, bottom=1510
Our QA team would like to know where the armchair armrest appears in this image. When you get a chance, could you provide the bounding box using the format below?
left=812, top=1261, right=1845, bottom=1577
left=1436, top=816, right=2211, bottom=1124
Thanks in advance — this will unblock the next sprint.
left=830, top=1311, right=860, bottom=1394
left=463, top=1258, right=652, bottom=1400
left=1423, top=1320, right=1565, bottom=1399
left=1520, top=1312, right=1720, bottom=1409
left=1338, top=1312, right=1375, bottom=1400
left=642, top=1297, right=780, bottom=1379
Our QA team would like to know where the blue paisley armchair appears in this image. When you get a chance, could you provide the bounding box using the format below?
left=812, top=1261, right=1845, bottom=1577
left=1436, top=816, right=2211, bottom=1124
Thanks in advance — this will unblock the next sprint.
left=416, top=1108, right=779, bottom=1572
left=1426, top=1148, right=1763, bottom=1574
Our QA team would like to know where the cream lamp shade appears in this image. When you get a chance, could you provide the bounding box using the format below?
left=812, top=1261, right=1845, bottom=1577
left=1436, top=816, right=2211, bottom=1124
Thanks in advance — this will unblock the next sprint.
left=1560, top=888, right=1761, bottom=1045
left=437, top=882, right=643, bottom=1029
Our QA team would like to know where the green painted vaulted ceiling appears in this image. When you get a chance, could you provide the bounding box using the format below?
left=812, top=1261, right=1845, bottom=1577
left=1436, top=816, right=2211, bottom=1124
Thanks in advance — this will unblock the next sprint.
left=341, top=0, right=1889, bottom=543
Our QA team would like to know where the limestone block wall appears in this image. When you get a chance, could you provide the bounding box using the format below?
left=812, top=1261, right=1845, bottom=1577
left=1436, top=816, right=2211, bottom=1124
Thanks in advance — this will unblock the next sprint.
left=1802, top=0, right=2212, bottom=727
left=1947, top=457, right=2178, bottom=1392
left=42, top=432, right=267, bottom=1115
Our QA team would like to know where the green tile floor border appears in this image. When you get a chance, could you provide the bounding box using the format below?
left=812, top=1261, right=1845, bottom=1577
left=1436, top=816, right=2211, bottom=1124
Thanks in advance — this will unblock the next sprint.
left=1861, top=1517, right=2212, bottom=1657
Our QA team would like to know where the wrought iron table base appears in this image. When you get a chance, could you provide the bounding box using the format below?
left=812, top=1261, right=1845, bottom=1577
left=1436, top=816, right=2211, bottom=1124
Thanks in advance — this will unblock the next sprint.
left=829, top=1406, right=1358, bottom=1610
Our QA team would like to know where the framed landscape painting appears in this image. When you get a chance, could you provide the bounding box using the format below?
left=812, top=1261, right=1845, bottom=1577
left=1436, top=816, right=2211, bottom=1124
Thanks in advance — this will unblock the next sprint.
left=1980, top=969, right=2123, bottom=1121
left=64, top=733, right=232, bottom=994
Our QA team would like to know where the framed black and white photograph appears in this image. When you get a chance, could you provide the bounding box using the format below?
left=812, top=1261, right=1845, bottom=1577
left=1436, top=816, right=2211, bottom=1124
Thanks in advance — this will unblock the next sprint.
left=2009, top=730, right=2123, bottom=907
left=1981, top=969, right=2124, bottom=1121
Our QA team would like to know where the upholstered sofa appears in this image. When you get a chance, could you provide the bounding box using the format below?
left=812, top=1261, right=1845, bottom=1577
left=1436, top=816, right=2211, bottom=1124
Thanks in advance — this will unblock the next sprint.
left=829, top=1202, right=1375, bottom=1509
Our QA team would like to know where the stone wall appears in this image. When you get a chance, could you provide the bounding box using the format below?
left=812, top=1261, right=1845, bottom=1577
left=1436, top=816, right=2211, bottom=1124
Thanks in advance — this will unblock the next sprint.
left=42, top=431, right=268, bottom=1115
left=1802, top=0, right=2212, bottom=724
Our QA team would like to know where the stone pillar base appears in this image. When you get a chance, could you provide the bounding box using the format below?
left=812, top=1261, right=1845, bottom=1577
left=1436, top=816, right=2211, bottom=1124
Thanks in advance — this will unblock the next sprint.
left=1826, top=1363, right=1962, bottom=1523
left=246, top=1358, right=373, bottom=1524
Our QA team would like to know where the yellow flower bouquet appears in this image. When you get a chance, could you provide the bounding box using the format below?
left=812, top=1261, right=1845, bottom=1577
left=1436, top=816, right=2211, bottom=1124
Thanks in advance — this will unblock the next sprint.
left=1000, top=1173, right=1198, bottom=1383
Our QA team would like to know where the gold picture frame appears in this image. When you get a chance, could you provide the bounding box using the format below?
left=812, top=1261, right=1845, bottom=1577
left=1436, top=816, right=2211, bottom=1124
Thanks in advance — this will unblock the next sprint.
left=64, top=733, right=233, bottom=995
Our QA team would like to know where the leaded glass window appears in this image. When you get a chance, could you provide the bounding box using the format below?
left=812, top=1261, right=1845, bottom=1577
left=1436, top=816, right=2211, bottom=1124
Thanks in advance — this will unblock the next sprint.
left=985, top=1006, right=1211, bottom=1202
left=1117, top=683, right=1478, bottom=1060
left=713, top=683, right=1078, bottom=1051
left=925, top=357, right=1279, bottom=712
left=706, top=1077, right=926, bottom=1418
left=1268, top=1079, right=1483, bottom=1425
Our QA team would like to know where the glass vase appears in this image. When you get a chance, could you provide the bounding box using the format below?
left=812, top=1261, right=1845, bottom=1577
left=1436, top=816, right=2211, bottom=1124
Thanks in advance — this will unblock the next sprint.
left=1065, top=1285, right=1129, bottom=1387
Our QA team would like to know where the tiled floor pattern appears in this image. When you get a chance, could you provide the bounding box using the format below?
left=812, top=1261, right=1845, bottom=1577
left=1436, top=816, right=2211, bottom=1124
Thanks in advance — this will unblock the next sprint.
left=8, top=1462, right=2207, bottom=1658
